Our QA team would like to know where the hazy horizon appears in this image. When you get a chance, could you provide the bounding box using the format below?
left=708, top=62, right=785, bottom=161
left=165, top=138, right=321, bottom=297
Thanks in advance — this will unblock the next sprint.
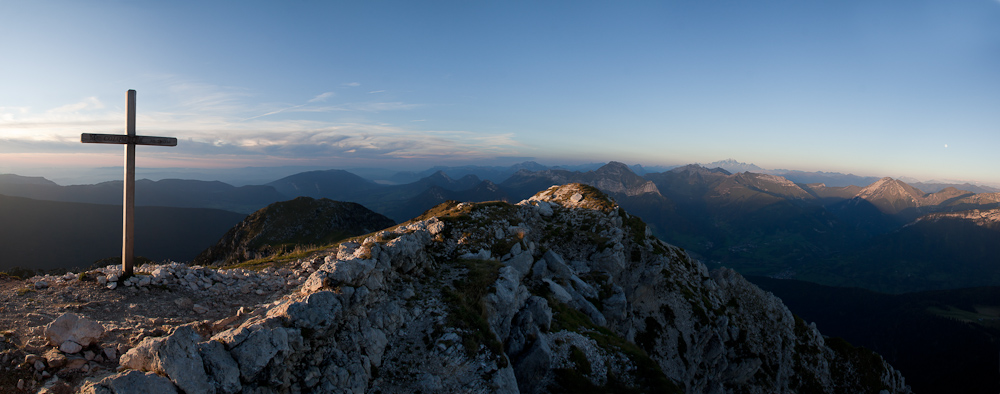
left=3, top=1, right=999, bottom=183
left=4, top=158, right=997, bottom=189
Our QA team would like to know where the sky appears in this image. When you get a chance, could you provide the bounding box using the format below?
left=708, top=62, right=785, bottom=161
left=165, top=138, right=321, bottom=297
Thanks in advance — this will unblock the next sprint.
left=2, top=0, right=999, bottom=184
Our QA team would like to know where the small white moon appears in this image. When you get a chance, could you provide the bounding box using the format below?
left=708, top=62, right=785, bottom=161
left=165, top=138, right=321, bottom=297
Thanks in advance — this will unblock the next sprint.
left=944, top=144, right=948, bottom=148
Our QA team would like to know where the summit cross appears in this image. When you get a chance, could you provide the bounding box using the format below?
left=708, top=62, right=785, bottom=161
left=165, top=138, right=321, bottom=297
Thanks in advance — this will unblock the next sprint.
left=81, top=89, right=177, bottom=278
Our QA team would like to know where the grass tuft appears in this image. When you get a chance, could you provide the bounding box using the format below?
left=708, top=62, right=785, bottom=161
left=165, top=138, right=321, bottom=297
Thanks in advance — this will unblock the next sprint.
left=441, top=258, right=507, bottom=367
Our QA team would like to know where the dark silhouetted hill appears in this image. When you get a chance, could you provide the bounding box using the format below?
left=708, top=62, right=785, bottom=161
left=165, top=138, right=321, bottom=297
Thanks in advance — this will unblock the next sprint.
left=195, top=197, right=395, bottom=266
left=0, top=194, right=245, bottom=271
left=266, top=169, right=381, bottom=201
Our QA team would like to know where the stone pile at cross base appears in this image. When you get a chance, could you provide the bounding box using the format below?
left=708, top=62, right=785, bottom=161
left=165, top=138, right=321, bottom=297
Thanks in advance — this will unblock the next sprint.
left=24, top=183, right=910, bottom=393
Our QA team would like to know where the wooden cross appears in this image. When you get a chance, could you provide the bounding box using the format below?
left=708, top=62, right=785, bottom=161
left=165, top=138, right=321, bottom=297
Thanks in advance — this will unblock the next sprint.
left=81, top=90, right=177, bottom=278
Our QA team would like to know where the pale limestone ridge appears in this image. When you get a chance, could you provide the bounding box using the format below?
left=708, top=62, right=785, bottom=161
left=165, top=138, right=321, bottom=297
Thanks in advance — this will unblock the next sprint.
left=732, top=172, right=814, bottom=199
left=948, top=192, right=1000, bottom=208
left=81, top=184, right=910, bottom=394
left=914, top=208, right=1000, bottom=227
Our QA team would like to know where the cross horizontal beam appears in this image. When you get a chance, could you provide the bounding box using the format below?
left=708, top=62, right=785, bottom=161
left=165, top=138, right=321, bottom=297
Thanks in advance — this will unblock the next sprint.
left=81, top=133, right=177, bottom=146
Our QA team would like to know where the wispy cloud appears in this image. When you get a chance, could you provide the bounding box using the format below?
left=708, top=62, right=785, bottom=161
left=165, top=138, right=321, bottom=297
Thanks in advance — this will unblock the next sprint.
left=368, top=90, right=386, bottom=94
left=343, top=82, right=361, bottom=87
left=311, top=102, right=420, bottom=112
left=0, top=81, right=524, bottom=167
left=308, top=92, right=335, bottom=102
left=48, top=97, right=105, bottom=113
left=241, top=104, right=308, bottom=121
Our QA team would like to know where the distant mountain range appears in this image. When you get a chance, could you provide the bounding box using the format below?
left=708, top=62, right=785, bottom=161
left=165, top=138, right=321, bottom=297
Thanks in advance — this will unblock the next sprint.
left=703, top=158, right=764, bottom=173
left=0, top=174, right=284, bottom=214
left=3, top=160, right=1000, bottom=292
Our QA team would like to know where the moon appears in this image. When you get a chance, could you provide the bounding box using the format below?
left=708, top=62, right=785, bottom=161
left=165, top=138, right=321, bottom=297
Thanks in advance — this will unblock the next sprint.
left=944, top=144, right=948, bottom=148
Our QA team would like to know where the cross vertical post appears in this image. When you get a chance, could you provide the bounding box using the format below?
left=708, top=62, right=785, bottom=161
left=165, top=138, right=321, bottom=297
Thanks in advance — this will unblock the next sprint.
left=80, top=90, right=177, bottom=282
left=123, top=89, right=137, bottom=277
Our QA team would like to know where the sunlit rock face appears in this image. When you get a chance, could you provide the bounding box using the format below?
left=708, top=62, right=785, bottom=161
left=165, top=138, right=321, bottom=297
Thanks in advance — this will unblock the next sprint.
left=82, top=183, right=911, bottom=394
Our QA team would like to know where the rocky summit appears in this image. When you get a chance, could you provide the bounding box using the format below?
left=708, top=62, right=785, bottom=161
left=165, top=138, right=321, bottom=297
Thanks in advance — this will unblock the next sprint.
left=68, top=183, right=908, bottom=393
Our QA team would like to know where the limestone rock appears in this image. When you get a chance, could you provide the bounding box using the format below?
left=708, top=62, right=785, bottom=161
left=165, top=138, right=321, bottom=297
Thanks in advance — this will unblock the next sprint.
left=514, top=333, right=552, bottom=393
left=120, top=324, right=213, bottom=394
left=228, top=325, right=290, bottom=380
left=199, top=340, right=242, bottom=394
left=59, top=340, right=83, bottom=354
left=44, top=313, right=105, bottom=349
left=43, top=349, right=67, bottom=369
left=79, top=370, right=179, bottom=394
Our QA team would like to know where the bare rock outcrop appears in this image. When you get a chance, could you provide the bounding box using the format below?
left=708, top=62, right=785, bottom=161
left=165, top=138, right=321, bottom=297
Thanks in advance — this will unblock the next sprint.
left=83, top=183, right=910, bottom=393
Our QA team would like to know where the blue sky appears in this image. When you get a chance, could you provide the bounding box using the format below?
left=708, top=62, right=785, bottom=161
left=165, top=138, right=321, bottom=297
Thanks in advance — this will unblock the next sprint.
left=2, top=1, right=999, bottom=184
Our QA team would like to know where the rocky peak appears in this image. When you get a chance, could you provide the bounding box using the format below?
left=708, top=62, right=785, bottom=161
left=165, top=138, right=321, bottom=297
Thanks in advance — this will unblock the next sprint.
left=474, top=179, right=502, bottom=193
left=526, top=183, right=617, bottom=212
left=668, top=164, right=732, bottom=176
left=426, top=170, right=454, bottom=183
left=855, top=177, right=973, bottom=215
left=857, top=177, right=919, bottom=198
left=76, top=184, right=909, bottom=394
left=590, top=162, right=662, bottom=197
left=594, top=161, right=632, bottom=176
left=706, top=159, right=764, bottom=173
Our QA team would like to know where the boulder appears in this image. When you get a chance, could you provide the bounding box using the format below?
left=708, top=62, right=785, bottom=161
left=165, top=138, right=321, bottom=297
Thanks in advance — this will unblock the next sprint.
left=426, top=218, right=446, bottom=235
left=270, top=291, right=342, bottom=329
left=484, top=266, right=530, bottom=340
left=119, top=325, right=214, bottom=394
left=324, top=258, right=376, bottom=287
left=80, top=370, right=178, bottom=394
left=199, top=340, right=242, bottom=394
left=536, top=201, right=554, bottom=216
left=44, top=313, right=105, bottom=349
left=504, top=251, right=534, bottom=279
left=229, top=326, right=290, bottom=380
left=542, top=250, right=573, bottom=279
left=59, top=340, right=83, bottom=354
left=43, top=349, right=67, bottom=369
left=514, top=334, right=552, bottom=393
